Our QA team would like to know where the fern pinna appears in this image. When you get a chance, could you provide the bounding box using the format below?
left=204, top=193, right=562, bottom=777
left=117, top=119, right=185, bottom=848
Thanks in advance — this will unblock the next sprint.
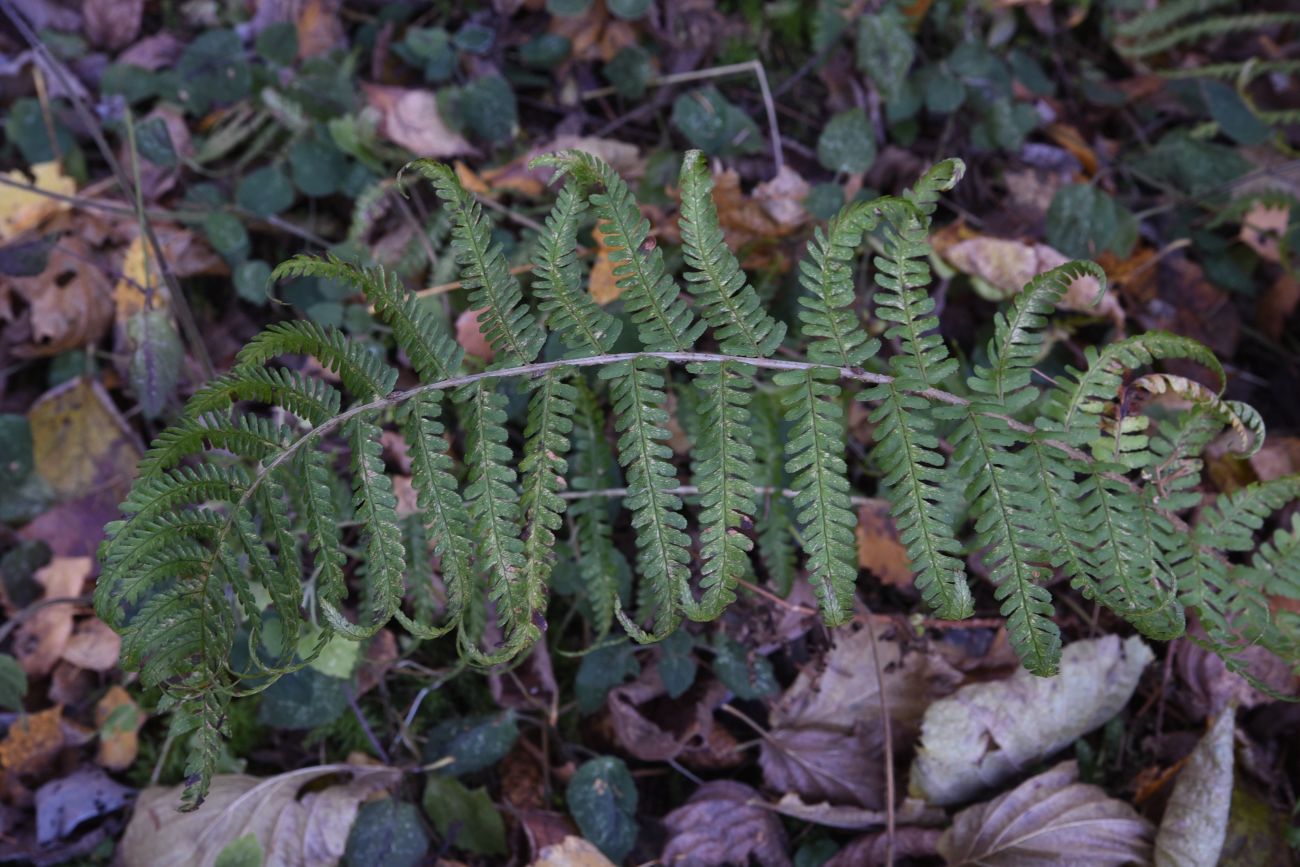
left=98, top=149, right=1300, bottom=807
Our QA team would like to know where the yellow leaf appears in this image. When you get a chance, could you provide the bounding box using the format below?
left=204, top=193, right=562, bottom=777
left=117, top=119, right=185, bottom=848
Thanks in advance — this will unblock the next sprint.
left=28, top=377, right=141, bottom=502
left=589, top=223, right=623, bottom=305
left=0, top=161, right=74, bottom=241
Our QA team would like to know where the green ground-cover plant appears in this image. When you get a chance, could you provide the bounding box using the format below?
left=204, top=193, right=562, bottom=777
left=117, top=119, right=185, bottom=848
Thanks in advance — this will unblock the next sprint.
left=96, top=149, right=1300, bottom=809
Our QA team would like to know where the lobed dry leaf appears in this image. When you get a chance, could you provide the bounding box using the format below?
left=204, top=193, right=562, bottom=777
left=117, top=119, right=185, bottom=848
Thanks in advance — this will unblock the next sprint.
left=120, top=764, right=401, bottom=867
left=661, top=781, right=790, bottom=867
left=938, top=761, right=1153, bottom=866
left=910, top=635, right=1153, bottom=805
left=1, top=237, right=114, bottom=359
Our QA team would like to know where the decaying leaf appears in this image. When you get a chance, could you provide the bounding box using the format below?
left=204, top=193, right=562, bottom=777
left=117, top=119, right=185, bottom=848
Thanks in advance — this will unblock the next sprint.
left=824, top=827, right=942, bottom=866
left=95, top=685, right=144, bottom=771
left=938, top=761, right=1153, bottom=866
left=661, top=781, right=790, bottom=867
left=60, top=617, right=121, bottom=672
left=1154, top=708, right=1235, bottom=867
left=363, top=84, right=475, bottom=158
left=0, top=706, right=67, bottom=777
left=83, top=0, right=144, bottom=49
left=27, top=378, right=142, bottom=502
left=855, top=499, right=914, bottom=588
left=1, top=237, right=114, bottom=358
left=0, top=162, right=73, bottom=241
left=530, top=835, right=616, bottom=867
left=910, top=635, right=1153, bottom=805
left=607, top=668, right=727, bottom=763
left=763, top=793, right=943, bottom=830
left=588, top=223, right=623, bottom=305
left=760, top=723, right=884, bottom=808
left=120, top=764, right=401, bottom=867
left=458, top=136, right=643, bottom=198
left=456, top=307, right=495, bottom=361
left=35, top=767, right=134, bottom=844
left=13, top=557, right=92, bottom=678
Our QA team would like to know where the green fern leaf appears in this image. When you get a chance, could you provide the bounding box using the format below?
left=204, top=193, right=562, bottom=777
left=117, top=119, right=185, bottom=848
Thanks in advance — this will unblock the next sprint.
left=235, top=321, right=398, bottom=399
left=520, top=368, right=578, bottom=621
left=571, top=379, right=628, bottom=636
left=752, top=389, right=798, bottom=596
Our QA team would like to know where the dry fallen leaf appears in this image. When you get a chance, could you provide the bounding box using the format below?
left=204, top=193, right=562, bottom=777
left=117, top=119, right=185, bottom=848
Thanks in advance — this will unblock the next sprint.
left=0, top=162, right=74, bottom=241
left=0, top=706, right=66, bottom=777
left=455, top=308, right=495, bottom=361
left=760, top=723, right=884, bottom=808
left=13, top=556, right=92, bottom=678
left=120, top=764, right=401, bottom=867
left=362, top=84, right=475, bottom=158
left=938, top=761, right=1153, bottom=866
left=1155, top=709, right=1235, bottom=867
left=588, top=223, right=623, bottom=305
left=824, top=827, right=943, bottom=866
left=661, top=781, right=790, bottom=867
left=530, top=835, right=616, bottom=867
left=83, top=0, right=144, bottom=50
left=1256, top=272, right=1299, bottom=341
left=35, top=766, right=134, bottom=845
left=855, top=499, right=913, bottom=588
left=1, top=236, right=115, bottom=358
left=1239, top=202, right=1289, bottom=264
left=112, top=226, right=223, bottom=324
left=95, top=685, right=144, bottom=771
left=295, top=0, right=346, bottom=58
left=910, top=635, right=1153, bottom=805
left=61, top=618, right=122, bottom=672
left=27, top=378, right=141, bottom=502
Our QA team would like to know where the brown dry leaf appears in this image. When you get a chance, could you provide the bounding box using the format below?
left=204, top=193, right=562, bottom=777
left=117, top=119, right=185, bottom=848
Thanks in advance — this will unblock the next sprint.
left=760, top=723, right=884, bottom=808
left=1250, top=436, right=1300, bottom=481
left=752, top=165, right=810, bottom=232
left=2, top=236, right=114, bottom=358
left=588, top=223, right=622, bottom=305
left=28, top=377, right=141, bottom=502
left=531, top=836, right=616, bottom=867
left=362, top=84, right=475, bottom=158
left=84, top=0, right=144, bottom=50
left=455, top=308, right=495, bottom=361
left=1135, top=258, right=1239, bottom=359
left=771, top=623, right=961, bottom=741
left=608, top=668, right=727, bottom=763
left=938, top=761, right=1153, bottom=866
left=490, top=640, right=558, bottom=713
left=824, top=828, right=943, bottom=866
left=710, top=169, right=806, bottom=250
left=1045, top=123, right=1099, bottom=176
left=355, top=628, right=398, bottom=697
left=1175, top=640, right=1298, bottom=720
left=95, top=685, right=144, bottom=771
left=120, top=764, right=401, bottom=867
left=661, top=781, right=790, bottom=867
left=463, top=136, right=644, bottom=199
left=295, top=0, right=345, bottom=58
left=13, top=556, right=92, bottom=678
left=392, top=475, right=420, bottom=518
left=1239, top=202, right=1289, bottom=263
left=855, top=499, right=912, bottom=588
left=1256, top=272, right=1299, bottom=341
left=938, top=233, right=1123, bottom=326
left=549, top=1, right=636, bottom=63
left=60, top=618, right=121, bottom=672
left=0, top=162, right=74, bottom=241
left=0, top=706, right=66, bottom=777
left=112, top=225, right=221, bottom=323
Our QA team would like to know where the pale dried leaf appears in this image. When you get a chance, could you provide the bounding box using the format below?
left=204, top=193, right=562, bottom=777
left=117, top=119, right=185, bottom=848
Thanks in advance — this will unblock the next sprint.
left=28, top=378, right=141, bottom=501
left=120, top=764, right=401, bottom=867
left=824, top=827, right=942, bottom=867
left=531, top=835, right=616, bottom=867
left=84, top=0, right=143, bottom=49
left=764, top=793, right=944, bottom=830
left=0, top=162, right=73, bottom=241
left=2, top=237, right=114, bottom=358
left=938, top=761, right=1153, bottom=866
left=910, top=635, right=1153, bottom=805
left=662, top=781, right=790, bottom=867
left=760, top=723, right=884, bottom=808
left=1155, top=709, right=1235, bottom=867
left=95, top=684, right=144, bottom=771
left=61, top=617, right=121, bottom=672
left=456, top=308, right=495, bottom=361
left=14, top=557, right=92, bottom=677
left=363, top=84, right=475, bottom=158
left=35, top=767, right=133, bottom=844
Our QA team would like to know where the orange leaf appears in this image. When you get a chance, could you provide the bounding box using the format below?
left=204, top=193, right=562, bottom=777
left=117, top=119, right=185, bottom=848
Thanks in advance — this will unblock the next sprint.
left=95, top=685, right=144, bottom=771
left=455, top=308, right=495, bottom=361
left=588, top=224, right=623, bottom=306
left=0, top=706, right=66, bottom=776
left=855, top=500, right=913, bottom=588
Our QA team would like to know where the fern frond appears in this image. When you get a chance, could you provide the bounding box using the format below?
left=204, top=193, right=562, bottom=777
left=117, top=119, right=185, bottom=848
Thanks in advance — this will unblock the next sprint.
left=333, top=416, right=404, bottom=638
left=685, top=360, right=758, bottom=619
left=873, top=161, right=965, bottom=388
left=1118, top=13, right=1300, bottom=58
left=187, top=367, right=342, bottom=426
left=136, top=415, right=295, bottom=479
left=1130, top=374, right=1265, bottom=457
left=456, top=381, right=534, bottom=649
left=862, top=381, right=972, bottom=618
left=395, top=390, right=474, bottom=640
left=169, top=687, right=230, bottom=811
left=1114, top=0, right=1234, bottom=39
left=571, top=379, right=627, bottom=636
left=600, top=357, right=690, bottom=639
left=296, top=447, right=347, bottom=612
left=774, top=367, right=856, bottom=625
left=235, top=321, right=398, bottom=399
left=752, top=389, right=798, bottom=596
left=678, top=150, right=786, bottom=358
left=404, top=160, right=547, bottom=366
left=531, top=181, right=622, bottom=357
left=519, top=368, right=578, bottom=621
left=535, top=149, right=705, bottom=352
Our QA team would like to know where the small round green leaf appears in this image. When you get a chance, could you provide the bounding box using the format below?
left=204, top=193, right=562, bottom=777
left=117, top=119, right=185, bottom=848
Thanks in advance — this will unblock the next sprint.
left=234, top=260, right=273, bottom=304
left=344, top=800, right=429, bottom=867
left=202, top=212, right=250, bottom=264
left=458, top=75, right=517, bottom=145
left=603, top=45, right=653, bottom=100
left=547, top=0, right=593, bottom=16
left=817, top=108, right=877, bottom=174
left=608, top=0, right=651, bottom=20
left=567, top=757, right=639, bottom=863
left=520, top=34, right=571, bottom=69
left=256, top=23, right=299, bottom=66
left=423, top=711, right=519, bottom=776
left=422, top=777, right=506, bottom=855
left=290, top=137, right=350, bottom=197
left=236, top=165, right=296, bottom=217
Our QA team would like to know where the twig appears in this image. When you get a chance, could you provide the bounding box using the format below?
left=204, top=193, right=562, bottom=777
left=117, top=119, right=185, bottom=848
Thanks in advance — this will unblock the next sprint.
left=561, top=484, right=876, bottom=507
left=581, top=59, right=784, bottom=173
left=862, top=609, right=896, bottom=867
left=347, top=688, right=390, bottom=764
left=0, top=595, right=91, bottom=644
